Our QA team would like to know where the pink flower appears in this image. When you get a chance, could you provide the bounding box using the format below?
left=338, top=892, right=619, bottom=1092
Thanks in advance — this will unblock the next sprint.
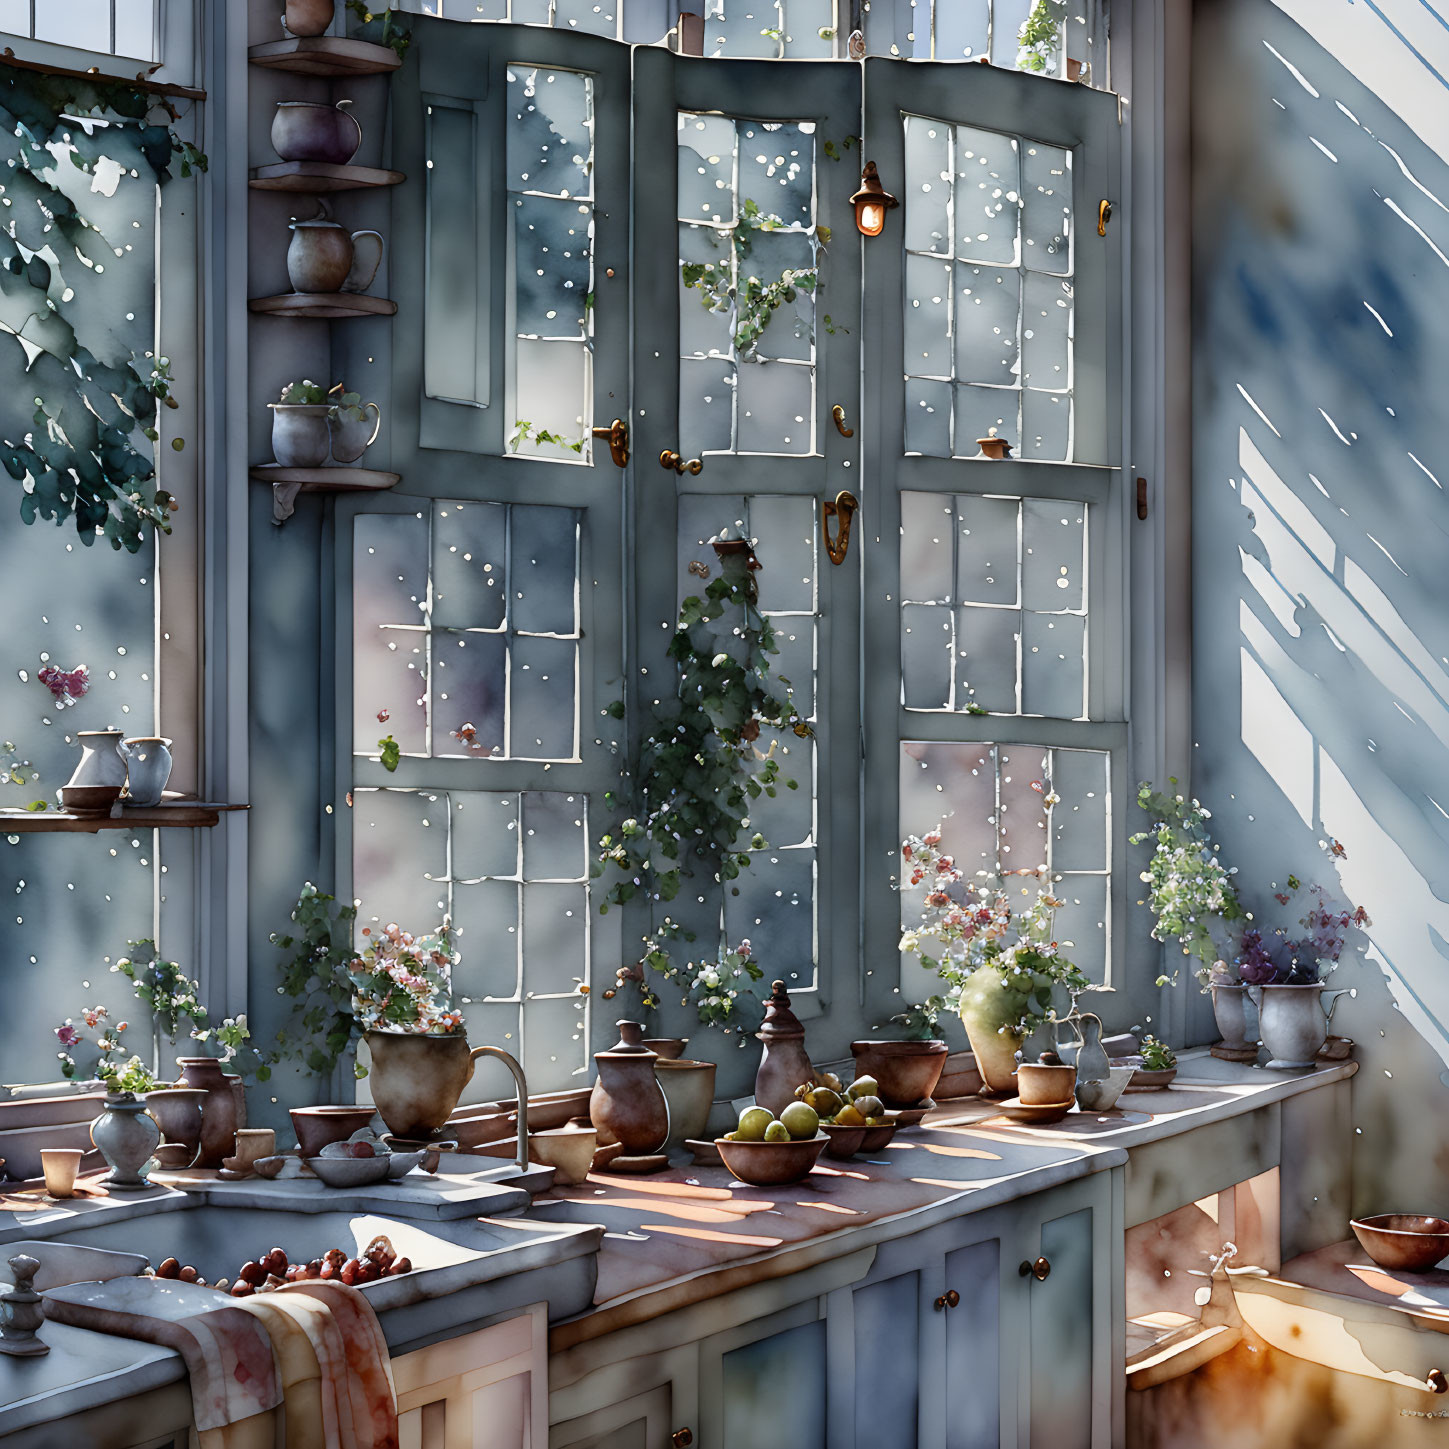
left=37, top=663, right=90, bottom=707
left=55, top=1023, right=81, bottom=1046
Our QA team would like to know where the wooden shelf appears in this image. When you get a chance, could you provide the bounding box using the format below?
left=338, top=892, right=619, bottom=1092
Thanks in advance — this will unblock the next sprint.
left=249, top=161, right=405, bottom=193
left=248, top=36, right=402, bottom=76
left=249, top=292, right=397, bottom=320
left=0, top=799, right=247, bottom=835
left=251, top=464, right=401, bottom=522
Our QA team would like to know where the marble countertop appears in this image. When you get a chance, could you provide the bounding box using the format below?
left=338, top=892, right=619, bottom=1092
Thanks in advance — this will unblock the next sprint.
left=538, top=1052, right=1356, bottom=1349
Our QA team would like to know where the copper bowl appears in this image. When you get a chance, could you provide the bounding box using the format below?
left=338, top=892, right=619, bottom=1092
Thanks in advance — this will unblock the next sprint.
left=1351, top=1215, right=1449, bottom=1273
left=715, top=1132, right=828, bottom=1186
left=290, top=1105, right=378, bottom=1156
left=819, top=1122, right=867, bottom=1160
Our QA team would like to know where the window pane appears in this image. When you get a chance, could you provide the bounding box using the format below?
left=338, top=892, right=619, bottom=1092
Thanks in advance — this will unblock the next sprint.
left=903, top=115, right=1076, bottom=460
left=900, top=492, right=1090, bottom=720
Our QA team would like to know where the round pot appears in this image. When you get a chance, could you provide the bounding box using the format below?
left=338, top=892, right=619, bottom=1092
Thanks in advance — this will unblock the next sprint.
left=1211, top=983, right=1255, bottom=1052
left=590, top=1022, right=668, bottom=1155
left=174, top=1057, right=245, bottom=1168
left=655, top=1058, right=717, bottom=1152
left=282, top=0, right=335, bottom=37
left=364, top=1031, right=487, bottom=1140
left=271, top=100, right=362, bottom=166
left=958, top=965, right=1025, bottom=1097
left=849, top=1039, right=948, bottom=1108
left=328, top=402, right=382, bottom=464
left=270, top=403, right=332, bottom=468
left=643, top=1038, right=689, bottom=1061
left=122, top=737, right=172, bottom=807
left=289, top=1104, right=377, bottom=1156
left=1016, top=1061, right=1077, bottom=1107
left=145, top=1087, right=207, bottom=1166
left=286, top=221, right=384, bottom=295
left=1258, top=983, right=1341, bottom=1068
left=90, top=1095, right=162, bottom=1190
left=819, top=1122, right=867, bottom=1159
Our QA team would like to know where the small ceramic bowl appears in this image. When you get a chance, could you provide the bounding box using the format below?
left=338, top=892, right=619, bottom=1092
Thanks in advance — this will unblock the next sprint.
left=1017, top=1061, right=1078, bottom=1106
left=819, top=1122, right=868, bottom=1160
left=1351, top=1215, right=1449, bottom=1273
left=60, top=785, right=121, bottom=816
left=999, top=1097, right=1075, bottom=1125
left=1124, top=1065, right=1178, bottom=1091
left=290, top=1106, right=378, bottom=1156
left=857, top=1116, right=901, bottom=1153
left=306, top=1154, right=392, bottom=1188
left=716, top=1132, right=828, bottom=1186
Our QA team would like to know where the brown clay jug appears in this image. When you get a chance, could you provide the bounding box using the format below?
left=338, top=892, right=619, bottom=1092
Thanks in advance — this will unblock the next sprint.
left=174, top=1057, right=245, bottom=1168
left=754, top=980, right=815, bottom=1115
left=590, top=1022, right=669, bottom=1153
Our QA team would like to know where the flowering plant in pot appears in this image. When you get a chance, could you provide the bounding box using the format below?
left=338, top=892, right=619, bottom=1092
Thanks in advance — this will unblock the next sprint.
left=898, top=825, right=1089, bottom=1096
left=349, top=920, right=488, bottom=1139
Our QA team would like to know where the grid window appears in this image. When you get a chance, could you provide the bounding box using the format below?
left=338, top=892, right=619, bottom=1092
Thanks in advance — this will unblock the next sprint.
left=507, top=64, right=596, bottom=462
left=353, top=501, right=582, bottom=763
left=902, top=114, right=1076, bottom=461
left=900, top=491, right=1090, bottom=719
left=899, top=740, right=1110, bottom=987
left=2, top=0, right=157, bottom=58
left=677, top=113, right=821, bottom=456
left=353, top=788, right=593, bottom=1090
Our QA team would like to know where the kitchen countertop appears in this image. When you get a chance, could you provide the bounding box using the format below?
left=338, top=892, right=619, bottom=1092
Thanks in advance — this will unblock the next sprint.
left=537, top=1052, right=1356, bottom=1350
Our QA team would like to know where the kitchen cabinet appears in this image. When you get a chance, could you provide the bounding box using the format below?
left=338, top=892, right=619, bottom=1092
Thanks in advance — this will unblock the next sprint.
left=549, top=1171, right=1119, bottom=1449
left=393, top=1305, right=548, bottom=1449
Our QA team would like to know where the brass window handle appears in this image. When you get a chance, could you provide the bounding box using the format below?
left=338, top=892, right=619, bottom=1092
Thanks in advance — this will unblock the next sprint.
left=934, top=1289, right=960, bottom=1311
left=831, top=403, right=854, bottom=438
left=660, top=449, right=703, bottom=476
left=1019, top=1256, right=1052, bottom=1281
left=591, top=418, right=629, bottom=468
left=822, top=489, right=858, bottom=566
left=672, top=1431, right=695, bottom=1448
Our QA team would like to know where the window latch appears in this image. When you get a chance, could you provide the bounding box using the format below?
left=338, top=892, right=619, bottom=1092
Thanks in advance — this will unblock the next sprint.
left=1098, top=199, right=1113, bottom=236
left=1136, top=476, right=1148, bottom=521
left=822, top=490, right=858, bottom=566
left=591, top=419, right=629, bottom=468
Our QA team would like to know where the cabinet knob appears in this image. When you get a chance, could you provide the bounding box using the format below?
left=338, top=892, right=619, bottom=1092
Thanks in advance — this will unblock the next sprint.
left=1429, top=1369, right=1448, bottom=1395
left=1019, top=1256, right=1052, bottom=1282
left=672, top=1431, right=695, bottom=1448
left=934, top=1289, right=960, bottom=1311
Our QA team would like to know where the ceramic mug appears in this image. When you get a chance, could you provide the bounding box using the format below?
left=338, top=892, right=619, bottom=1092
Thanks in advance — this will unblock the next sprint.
left=41, top=1147, right=85, bottom=1198
left=328, top=402, right=382, bottom=463
left=227, top=1128, right=277, bottom=1172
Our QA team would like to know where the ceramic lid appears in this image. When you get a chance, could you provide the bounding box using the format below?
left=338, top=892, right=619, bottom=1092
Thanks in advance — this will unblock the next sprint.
left=756, top=980, right=805, bottom=1040
left=596, top=1020, right=657, bottom=1057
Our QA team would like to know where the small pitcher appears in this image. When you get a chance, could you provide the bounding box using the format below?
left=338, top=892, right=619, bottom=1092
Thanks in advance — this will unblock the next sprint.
left=64, top=730, right=128, bottom=792
left=329, top=401, right=382, bottom=463
left=288, top=206, right=384, bottom=295
left=123, top=737, right=173, bottom=807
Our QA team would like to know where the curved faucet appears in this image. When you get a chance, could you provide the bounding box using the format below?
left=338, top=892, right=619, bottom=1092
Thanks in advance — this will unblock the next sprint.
left=469, top=1045, right=530, bottom=1176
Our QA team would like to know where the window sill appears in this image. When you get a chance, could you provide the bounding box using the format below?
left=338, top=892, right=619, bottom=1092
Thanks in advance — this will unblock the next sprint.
left=0, top=800, right=247, bottom=835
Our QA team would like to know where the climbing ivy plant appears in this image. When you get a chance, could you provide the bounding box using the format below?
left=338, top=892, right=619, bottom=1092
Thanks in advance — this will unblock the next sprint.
left=593, top=544, right=812, bottom=1036
left=0, top=66, right=205, bottom=552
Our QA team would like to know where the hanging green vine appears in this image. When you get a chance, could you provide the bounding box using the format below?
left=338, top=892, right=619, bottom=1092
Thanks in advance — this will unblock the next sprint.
left=0, top=65, right=205, bottom=552
left=681, top=200, right=829, bottom=359
left=1017, top=0, right=1068, bottom=73
left=593, top=543, right=812, bottom=1034
left=345, top=2, right=413, bottom=60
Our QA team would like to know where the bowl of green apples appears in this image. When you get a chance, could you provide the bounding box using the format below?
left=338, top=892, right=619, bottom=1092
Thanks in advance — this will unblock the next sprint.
left=716, top=1101, right=828, bottom=1186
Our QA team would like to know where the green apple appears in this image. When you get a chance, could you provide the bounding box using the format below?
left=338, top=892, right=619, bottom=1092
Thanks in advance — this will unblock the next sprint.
left=763, top=1120, right=791, bottom=1141
left=780, top=1101, right=821, bottom=1140
left=735, top=1106, right=775, bottom=1141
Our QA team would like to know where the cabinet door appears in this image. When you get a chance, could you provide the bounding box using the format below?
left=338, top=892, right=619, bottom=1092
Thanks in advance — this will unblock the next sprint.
left=1014, top=1175, right=1117, bottom=1449
left=550, top=1385, right=675, bottom=1449
left=393, top=1308, right=547, bottom=1449
left=698, top=1301, right=829, bottom=1449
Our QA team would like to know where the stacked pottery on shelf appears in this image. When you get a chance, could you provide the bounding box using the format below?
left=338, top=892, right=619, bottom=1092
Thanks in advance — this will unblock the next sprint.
left=59, top=730, right=174, bottom=815
left=590, top=1022, right=670, bottom=1173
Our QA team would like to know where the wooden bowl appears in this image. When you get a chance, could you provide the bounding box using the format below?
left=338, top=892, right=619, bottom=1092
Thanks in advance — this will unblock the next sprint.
left=819, top=1122, right=867, bottom=1159
left=1351, top=1215, right=1449, bottom=1273
left=715, top=1132, right=828, bottom=1186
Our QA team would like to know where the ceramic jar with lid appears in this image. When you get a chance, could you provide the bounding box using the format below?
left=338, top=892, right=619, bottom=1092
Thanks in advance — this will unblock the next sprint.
left=754, top=980, right=815, bottom=1116
left=589, top=1022, right=668, bottom=1154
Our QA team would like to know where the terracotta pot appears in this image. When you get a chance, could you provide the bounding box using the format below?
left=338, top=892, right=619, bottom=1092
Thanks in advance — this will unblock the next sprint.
left=1258, top=983, right=1347, bottom=1068
left=849, top=1039, right=948, bottom=1108
left=174, top=1057, right=244, bottom=1168
left=589, top=1021, right=668, bottom=1154
left=958, top=965, right=1025, bottom=1097
left=90, top=1094, right=161, bottom=1190
left=145, top=1087, right=207, bottom=1165
left=364, top=1031, right=488, bottom=1140
left=289, top=1104, right=377, bottom=1156
left=754, top=981, right=815, bottom=1116
left=271, top=100, right=362, bottom=166
left=270, top=403, right=332, bottom=467
left=643, top=1038, right=689, bottom=1061
left=283, top=0, right=335, bottom=37
left=1016, top=1061, right=1077, bottom=1106
left=656, top=1058, right=717, bottom=1152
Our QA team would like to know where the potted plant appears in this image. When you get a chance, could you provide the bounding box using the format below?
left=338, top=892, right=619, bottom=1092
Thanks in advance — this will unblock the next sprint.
left=899, top=826, right=1089, bottom=1097
left=1131, top=784, right=1253, bottom=1052
left=349, top=919, right=487, bottom=1139
left=269, top=378, right=333, bottom=467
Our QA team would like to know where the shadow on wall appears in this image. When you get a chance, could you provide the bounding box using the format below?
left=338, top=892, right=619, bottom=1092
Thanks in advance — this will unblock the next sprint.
left=1193, top=0, right=1449, bottom=1211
